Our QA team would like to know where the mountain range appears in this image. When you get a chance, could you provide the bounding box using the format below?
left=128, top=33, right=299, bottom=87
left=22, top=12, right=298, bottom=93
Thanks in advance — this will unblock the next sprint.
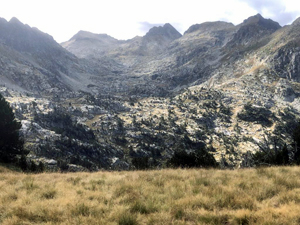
left=1, top=14, right=300, bottom=170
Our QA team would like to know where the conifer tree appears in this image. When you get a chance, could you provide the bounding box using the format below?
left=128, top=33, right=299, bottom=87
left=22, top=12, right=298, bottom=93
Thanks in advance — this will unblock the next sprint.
left=0, top=93, right=26, bottom=162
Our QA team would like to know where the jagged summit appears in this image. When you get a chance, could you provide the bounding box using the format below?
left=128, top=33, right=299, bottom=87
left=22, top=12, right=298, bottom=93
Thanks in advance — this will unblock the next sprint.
left=242, top=13, right=264, bottom=24
left=0, top=16, right=97, bottom=94
left=223, top=14, right=281, bottom=48
left=144, top=23, right=182, bottom=41
left=183, top=14, right=280, bottom=36
left=0, top=17, right=56, bottom=52
left=241, top=13, right=281, bottom=30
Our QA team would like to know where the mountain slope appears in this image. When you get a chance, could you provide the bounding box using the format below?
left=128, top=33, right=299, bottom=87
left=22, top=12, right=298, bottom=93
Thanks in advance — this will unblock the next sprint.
left=57, top=14, right=300, bottom=169
left=0, top=18, right=112, bottom=95
left=2, top=15, right=300, bottom=170
left=61, top=15, right=284, bottom=96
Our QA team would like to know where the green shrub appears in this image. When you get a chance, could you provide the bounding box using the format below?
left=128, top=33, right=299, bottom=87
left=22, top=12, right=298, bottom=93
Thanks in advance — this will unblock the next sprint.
left=118, top=212, right=138, bottom=225
left=237, top=103, right=274, bottom=127
left=132, top=157, right=149, bottom=170
left=168, top=148, right=217, bottom=168
left=34, top=108, right=95, bottom=142
left=41, top=189, right=57, bottom=199
left=72, top=203, right=91, bottom=217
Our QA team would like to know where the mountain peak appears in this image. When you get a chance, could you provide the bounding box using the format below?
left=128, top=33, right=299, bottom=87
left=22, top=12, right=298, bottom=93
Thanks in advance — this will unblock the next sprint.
left=69, top=30, right=119, bottom=44
left=145, top=23, right=182, bottom=41
left=9, top=17, right=23, bottom=25
left=163, top=23, right=174, bottom=29
left=71, top=30, right=98, bottom=40
left=242, top=14, right=263, bottom=24
left=184, top=21, right=235, bottom=35
left=242, top=14, right=281, bottom=30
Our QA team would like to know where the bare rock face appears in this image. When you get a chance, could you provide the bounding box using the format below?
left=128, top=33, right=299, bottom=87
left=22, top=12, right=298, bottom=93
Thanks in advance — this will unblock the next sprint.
left=242, top=13, right=281, bottom=30
left=145, top=23, right=182, bottom=40
left=141, top=23, right=182, bottom=53
left=271, top=47, right=300, bottom=82
left=226, top=14, right=281, bottom=50
left=275, top=79, right=296, bottom=102
left=264, top=18, right=300, bottom=83
left=0, top=17, right=56, bottom=53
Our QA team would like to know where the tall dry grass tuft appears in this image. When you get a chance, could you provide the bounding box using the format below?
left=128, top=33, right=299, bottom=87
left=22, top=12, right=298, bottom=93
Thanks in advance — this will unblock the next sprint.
left=0, top=166, right=300, bottom=224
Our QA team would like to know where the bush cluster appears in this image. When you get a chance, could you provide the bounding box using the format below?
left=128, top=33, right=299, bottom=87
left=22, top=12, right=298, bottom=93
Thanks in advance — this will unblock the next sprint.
left=237, top=103, right=274, bottom=127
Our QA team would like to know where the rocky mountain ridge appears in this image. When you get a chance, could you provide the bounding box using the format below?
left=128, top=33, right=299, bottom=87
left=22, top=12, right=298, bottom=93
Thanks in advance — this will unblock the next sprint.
left=1, top=14, right=300, bottom=170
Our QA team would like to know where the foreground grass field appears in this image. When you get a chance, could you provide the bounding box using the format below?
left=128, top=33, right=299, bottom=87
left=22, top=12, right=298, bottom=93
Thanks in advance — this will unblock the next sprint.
left=1, top=166, right=300, bottom=224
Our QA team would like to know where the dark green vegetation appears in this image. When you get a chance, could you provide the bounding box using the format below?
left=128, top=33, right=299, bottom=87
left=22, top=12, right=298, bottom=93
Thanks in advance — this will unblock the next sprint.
left=0, top=93, right=45, bottom=172
left=33, top=108, right=122, bottom=171
left=237, top=102, right=275, bottom=127
left=0, top=93, right=26, bottom=163
left=34, top=108, right=95, bottom=142
left=247, top=107, right=300, bottom=166
left=167, top=144, right=218, bottom=168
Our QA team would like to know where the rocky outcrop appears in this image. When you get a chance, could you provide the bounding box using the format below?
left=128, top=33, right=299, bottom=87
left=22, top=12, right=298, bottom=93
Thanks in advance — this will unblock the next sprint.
left=226, top=14, right=281, bottom=50
left=271, top=47, right=300, bottom=81
left=145, top=23, right=182, bottom=40
left=275, top=79, right=296, bottom=102
left=141, top=23, right=182, bottom=54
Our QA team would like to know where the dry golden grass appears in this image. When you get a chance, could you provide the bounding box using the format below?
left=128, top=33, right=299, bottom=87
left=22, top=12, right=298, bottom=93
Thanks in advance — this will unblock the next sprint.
left=1, top=166, right=300, bottom=224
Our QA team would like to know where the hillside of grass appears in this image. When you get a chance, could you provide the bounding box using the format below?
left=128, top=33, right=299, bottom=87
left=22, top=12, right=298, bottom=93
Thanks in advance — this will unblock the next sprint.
left=1, top=166, right=300, bottom=224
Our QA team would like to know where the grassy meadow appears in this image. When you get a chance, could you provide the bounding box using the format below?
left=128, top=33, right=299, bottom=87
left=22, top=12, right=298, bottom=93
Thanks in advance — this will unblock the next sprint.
left=1, top=166, right=300, bottom=224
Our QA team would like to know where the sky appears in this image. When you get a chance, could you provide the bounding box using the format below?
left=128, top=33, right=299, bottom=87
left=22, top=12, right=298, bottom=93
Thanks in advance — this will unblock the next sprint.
left=0, top=0, right=300, bottom=43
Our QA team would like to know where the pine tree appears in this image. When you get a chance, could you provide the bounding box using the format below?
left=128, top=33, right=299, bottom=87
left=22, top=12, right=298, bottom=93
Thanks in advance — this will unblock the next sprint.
left=293, top=121, right=300, bottom=164
left=0, top=93, right=26, bottom=162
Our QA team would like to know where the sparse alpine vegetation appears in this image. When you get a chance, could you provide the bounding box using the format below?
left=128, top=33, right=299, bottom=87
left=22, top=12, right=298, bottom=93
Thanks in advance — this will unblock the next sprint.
left=1, top=166, right=300, bottom=224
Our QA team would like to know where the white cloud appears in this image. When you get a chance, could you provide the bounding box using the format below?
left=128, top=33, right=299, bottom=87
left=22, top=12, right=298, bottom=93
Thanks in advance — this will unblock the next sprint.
left=240, top=0, right=300, bottom=25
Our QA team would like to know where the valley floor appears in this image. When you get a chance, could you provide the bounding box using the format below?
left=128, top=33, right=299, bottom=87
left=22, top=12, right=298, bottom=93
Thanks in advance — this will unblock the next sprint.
left=0, top=166, right=300, bottom=224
